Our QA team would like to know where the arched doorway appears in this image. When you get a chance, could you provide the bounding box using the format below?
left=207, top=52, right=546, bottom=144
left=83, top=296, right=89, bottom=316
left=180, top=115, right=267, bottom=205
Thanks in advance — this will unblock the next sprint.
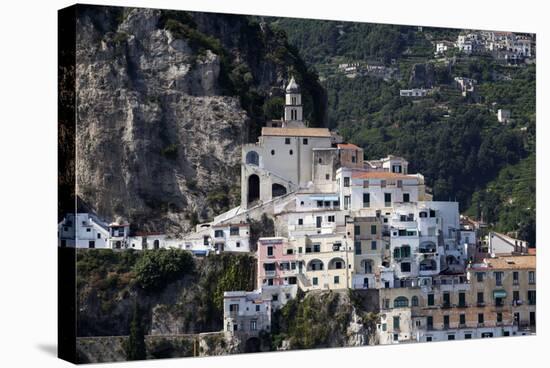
left=272, top=183, right=287, bottom=198
left=248, top=174, right=260, bottom=205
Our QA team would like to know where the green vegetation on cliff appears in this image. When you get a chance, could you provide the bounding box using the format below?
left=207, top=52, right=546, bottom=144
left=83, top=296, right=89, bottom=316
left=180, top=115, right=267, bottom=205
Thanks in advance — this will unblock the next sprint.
left=159, top=10, right=327, bottom=141
left=76, top=250, right=256, bottom=336
left=271, top=17, right=535, bottom=243
left=270, top=290, right=379, bottom=350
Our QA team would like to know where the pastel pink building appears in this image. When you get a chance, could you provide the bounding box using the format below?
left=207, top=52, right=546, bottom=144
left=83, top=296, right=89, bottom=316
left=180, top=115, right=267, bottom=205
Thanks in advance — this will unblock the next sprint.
left=257, top=237, right=299, bottom=307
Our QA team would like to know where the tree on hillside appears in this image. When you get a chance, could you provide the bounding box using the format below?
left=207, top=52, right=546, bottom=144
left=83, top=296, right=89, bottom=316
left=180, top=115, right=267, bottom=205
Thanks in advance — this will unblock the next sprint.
left=125, top=302, right=146, bottom=361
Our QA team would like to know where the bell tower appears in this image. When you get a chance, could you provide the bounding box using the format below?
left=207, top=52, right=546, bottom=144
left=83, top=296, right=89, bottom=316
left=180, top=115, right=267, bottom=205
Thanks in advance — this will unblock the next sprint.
left=283, top=76, right=304, bottom=126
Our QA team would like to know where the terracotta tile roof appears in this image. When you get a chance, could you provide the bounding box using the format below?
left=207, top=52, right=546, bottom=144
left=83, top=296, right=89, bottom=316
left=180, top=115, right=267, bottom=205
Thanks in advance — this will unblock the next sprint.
left=483, top=255, right=535, bottom=270
left=261, top=127, right=331, bottom=138
left=351, top=171, right=414, bottom=180
left=337, top=143, right=362, bottom=150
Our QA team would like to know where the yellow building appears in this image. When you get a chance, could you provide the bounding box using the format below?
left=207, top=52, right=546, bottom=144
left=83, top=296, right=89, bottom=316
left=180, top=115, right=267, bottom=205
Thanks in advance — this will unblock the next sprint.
left=468, top=254, right=536, bottom=331
left=346, top=216, right=390, bottom=289
left=293, top=233, right=353, bottom=291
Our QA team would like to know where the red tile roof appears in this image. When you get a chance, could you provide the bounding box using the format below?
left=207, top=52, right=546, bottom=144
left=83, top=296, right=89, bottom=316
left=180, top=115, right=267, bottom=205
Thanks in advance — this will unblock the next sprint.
left=337, top=143, right=362, bottom=150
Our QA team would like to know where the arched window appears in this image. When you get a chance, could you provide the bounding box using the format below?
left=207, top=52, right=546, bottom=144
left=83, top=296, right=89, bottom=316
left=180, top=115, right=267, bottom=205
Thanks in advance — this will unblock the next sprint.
left=272, top=183, right=287, bottom=198
left=411, top=296, right=419, bottom=307
left=246, top=151, right=259, bottom=166
left=394, top=296, right=409, bottom=308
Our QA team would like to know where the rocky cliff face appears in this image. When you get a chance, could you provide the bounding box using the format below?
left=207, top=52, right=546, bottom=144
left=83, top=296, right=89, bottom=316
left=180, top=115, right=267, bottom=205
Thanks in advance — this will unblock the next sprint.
left=73, top=5, right=326, bottom=233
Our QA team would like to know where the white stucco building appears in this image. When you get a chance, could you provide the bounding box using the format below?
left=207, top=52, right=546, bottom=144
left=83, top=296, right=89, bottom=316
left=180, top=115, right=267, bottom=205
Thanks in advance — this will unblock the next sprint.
left=58, top=213, right=110, bottom=248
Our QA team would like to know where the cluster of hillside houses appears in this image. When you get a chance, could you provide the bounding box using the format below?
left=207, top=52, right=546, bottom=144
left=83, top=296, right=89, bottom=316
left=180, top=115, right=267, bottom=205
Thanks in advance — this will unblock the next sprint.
left=60, top=77, right=535, bottom=345
left=436, top=31, right=535, bottom=64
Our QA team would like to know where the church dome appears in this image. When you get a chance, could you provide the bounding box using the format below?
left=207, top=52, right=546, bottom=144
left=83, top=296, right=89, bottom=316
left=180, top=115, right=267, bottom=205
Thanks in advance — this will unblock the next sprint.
left=285, top=76, right=300, bottom=93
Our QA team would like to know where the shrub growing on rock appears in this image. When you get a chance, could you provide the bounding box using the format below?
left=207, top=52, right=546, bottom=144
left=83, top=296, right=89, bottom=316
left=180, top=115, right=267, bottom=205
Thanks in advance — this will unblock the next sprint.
left=133, top=249, right=194, bottom=292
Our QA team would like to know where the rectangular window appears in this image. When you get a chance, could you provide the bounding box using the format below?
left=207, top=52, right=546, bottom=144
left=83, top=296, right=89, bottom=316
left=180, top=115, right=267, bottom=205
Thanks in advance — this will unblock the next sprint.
left=267, top=246, right=273, bottom=256
left=250, top=320, right=257, bottom=331
left=285, top=138, right=290, bottom=144
left=354, top=225, right=361, bottom=236
left=529, top=271, right=535, bottom=284
left=363, top=193, right=370, bottom=208
left=334, top=276, right=340, bottom=284
left=477, top=292, right=484, bottom=304
left=476, top=272, right=484, bottom=282
left=313, top=244, right=321, bottom=253
left=313, top=277, right=318, bottom=286
left=229, top=304, right=239, bottom=312
left=426, top=336, right=433, bottom=342
left=427, top=316, right=433, bottom=328
left=393, top=316, right=400, bottom=330
left=443, top=293, right=450, bottom=307
left=460, top=314, right=466, bottom=325
left=497, top=313, right=503, bottom=323
left=513, top=290, right=520, bottom=302
left=97, top=233, right=101, bottom=239
left=354, top=241, right=362, bottom=255
left=428, top=294, right=434, bottom=306
left=344, top=177, right=350, bottom=187
left=256, top=305, right=260, bottom=312
left=528, top=290, right=536, bottom=305
left=513, top=271, right=519, bottom=285
left=317, top=200, right=323, bottom=208
left=88, top=241, right=95, bottom=249
left=371, top=225, right=377, bottom=235
left=363, top=180, right=369, bottom=188
left=401, top=262, right=411, bottom=272
left=448, top=335, right=455, bottom=341
left=495, top=272, right=503, bottom=286
left=459, top=292, right=466, bottom=307
left=298, top=218, right=303, bottom=225
left=215, top=230, right=224, bottom=238
left=465, top=333, right=472, bottom=339
left=371, top=241, right=377, bottom=250
left=230, top=227, right=239, bottom=236
left=443, top=315, right=450, bottom=328
left=303, top=138, right=308, bottom=145
left=478, top=313, right=484, bottom=324
left=384, top=193, right=392, bottom=206
left=328, top=215, right=335, bottom=222
left=403, top=193, right=410, bottom=203
left=86, top=228, right=91, bottom=232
